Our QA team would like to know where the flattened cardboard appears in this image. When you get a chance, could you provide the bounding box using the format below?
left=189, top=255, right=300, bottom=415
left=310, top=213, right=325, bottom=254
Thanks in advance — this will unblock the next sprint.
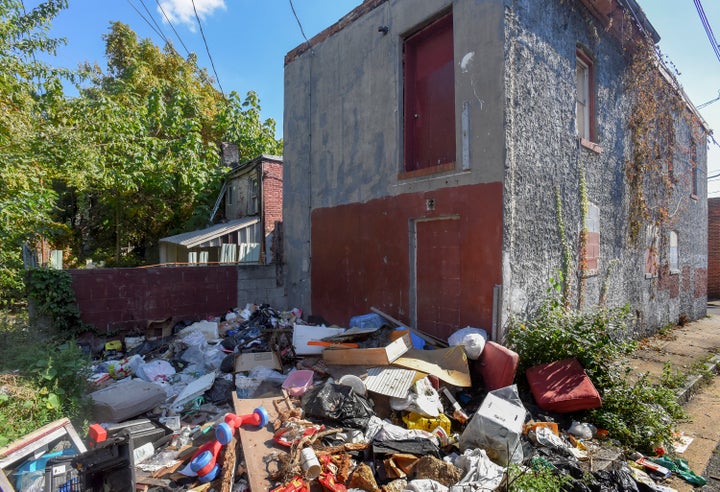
left=392, top=345, right=472, bottom=387
left=234, top=351, right=282, bottom=372
left=322, top=330, right=412, bottom=366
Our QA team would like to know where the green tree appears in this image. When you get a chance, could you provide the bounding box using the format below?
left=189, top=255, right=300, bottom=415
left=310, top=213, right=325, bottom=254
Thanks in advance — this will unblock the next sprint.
left=0, top=0, right=70, bottom=304
left=55, top=23, right=282, bottom=264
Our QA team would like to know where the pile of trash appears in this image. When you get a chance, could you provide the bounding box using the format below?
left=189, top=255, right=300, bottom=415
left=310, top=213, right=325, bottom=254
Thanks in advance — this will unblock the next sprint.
left=0, top=305, right=707, bottom=491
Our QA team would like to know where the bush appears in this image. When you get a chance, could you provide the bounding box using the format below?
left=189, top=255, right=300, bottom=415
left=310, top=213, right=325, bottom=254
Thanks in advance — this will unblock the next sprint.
left=506, top=280, right=684, bottom=453
left=0, top=312, right=91, bottom=446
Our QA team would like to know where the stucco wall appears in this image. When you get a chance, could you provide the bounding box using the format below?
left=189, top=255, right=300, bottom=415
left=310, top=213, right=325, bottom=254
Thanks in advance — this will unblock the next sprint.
left=284, top=0, right=506, bottom=316
left=502, top=0, right=707, bottom=336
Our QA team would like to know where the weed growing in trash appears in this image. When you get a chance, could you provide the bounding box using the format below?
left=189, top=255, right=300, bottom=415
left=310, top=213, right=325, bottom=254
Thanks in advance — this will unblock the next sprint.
left=504, top=462, right=573, bottom=491
left=0, top=311, right=92, bottom=446
left=587, top=371, right=685, bottom=452
left=507, top=287, right=685, bottom=453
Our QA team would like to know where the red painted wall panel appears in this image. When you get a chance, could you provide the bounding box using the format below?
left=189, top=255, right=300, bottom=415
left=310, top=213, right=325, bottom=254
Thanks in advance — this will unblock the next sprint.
left=69, top=266, right=238, bottom=333
left=708, top=198, right=720, bottom=298
left=311, top=182, right=503, bottom=338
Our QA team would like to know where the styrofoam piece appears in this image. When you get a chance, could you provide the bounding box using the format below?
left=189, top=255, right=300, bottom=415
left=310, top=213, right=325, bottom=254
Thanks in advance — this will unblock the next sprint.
left=292, top=324, right=346, bottom=355
left=173, top=372, right=216, bottom=407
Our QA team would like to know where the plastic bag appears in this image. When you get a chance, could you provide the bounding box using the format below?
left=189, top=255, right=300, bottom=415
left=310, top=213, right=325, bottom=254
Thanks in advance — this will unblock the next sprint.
left=136, top=359, right=176, bottom=383
left=452, top=449, right=504, bottom=490
left=302, top=382, right=374, bottom=429
left=447, top=327, right=487, bottom=360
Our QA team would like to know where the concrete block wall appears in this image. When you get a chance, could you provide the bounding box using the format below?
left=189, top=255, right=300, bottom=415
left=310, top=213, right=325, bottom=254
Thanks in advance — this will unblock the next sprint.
left=70, top=264, right=288, bottom=334
left=69, top=266, right=238, bottom=333
left=709, top=197, right=720, bottom=298
left=236, top=264, right=287, bottom=310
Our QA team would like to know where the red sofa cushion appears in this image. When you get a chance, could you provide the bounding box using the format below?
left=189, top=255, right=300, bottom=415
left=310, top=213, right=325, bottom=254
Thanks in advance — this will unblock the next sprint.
left=526, top=358, right=602, bottom=413
left=475, top=341, right=519, bottom=390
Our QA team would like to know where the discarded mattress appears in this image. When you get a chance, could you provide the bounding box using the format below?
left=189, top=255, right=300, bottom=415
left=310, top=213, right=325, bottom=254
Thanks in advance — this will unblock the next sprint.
left=526, top=358, right=602, bottom=413
left=90, top=379, right=167, bottom=422
left=473, top=341, right=519, bottom=390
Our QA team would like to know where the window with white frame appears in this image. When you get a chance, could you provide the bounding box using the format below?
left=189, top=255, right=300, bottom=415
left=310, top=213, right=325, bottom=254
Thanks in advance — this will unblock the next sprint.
left=576, top=49, right=595, bottom=142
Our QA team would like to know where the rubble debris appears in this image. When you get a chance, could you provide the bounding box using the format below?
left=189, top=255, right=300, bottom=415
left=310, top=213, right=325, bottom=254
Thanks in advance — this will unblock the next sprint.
left=3, top=301, right=706, bottom=492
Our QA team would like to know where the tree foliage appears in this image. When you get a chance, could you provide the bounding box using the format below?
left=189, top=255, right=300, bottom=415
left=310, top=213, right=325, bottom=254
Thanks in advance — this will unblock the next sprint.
left=0, top=10, right=282, bottom=304
left=0, top=0, right=70, bottom=304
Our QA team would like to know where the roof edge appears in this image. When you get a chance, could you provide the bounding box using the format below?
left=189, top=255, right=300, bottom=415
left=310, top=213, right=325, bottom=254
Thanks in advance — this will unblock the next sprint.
left=285, top=0, right=389, bottom=65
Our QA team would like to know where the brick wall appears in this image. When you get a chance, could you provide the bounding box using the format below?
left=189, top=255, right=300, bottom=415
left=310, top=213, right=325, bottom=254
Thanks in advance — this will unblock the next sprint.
left=709, top=198, right=720, bottom=298
left=69, top=266, right=238, bottom=334
left=262, top=160, right=283, bottom=237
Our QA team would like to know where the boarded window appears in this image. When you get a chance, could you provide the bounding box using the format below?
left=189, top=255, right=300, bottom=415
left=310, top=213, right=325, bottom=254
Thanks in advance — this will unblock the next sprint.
left=669, top=231, right=679, bottom=273
left=403, top=12, right=455, bottom=172
left=582, top=203, right=600, bottom=274
left=645, top=226, right=659, bottom=278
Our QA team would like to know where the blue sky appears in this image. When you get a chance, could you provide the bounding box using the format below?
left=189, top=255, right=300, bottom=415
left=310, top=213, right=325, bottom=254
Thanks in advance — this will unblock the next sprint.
left=26, top=0, right=720, bottom=194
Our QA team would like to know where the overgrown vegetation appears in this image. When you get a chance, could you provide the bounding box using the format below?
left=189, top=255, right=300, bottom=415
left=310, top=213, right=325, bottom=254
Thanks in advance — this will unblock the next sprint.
left=26, top=267, right=88, bottom=338
left=505, top=462, right=573, bottom=492
left=507, top=280, right=685, bottom=454
left=0, top=0, right=283, bottom=307
left=0, top=312, right=91, bottom=447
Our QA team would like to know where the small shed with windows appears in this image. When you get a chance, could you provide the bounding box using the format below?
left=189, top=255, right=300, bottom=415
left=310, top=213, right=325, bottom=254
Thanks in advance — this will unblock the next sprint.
left=159, top=217, right=261, bottom=265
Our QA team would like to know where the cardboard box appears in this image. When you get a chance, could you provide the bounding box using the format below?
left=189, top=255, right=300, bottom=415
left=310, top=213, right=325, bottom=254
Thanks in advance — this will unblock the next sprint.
left=322, top=330, right=412, bottom=366
left=234, top=351, right=282, bottom=372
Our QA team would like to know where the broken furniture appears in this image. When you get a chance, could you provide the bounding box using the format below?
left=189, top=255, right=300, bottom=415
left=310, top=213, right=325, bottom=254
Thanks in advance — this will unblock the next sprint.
left=471, top=340, right=519, bottom=390
left=526, top=357, right=602, bottom=412
left=0, top=418, right=87, bottom=492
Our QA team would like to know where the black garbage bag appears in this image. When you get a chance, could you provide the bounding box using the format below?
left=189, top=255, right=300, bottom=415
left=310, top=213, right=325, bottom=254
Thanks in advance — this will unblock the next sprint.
left=592, top=469, right=640, bottom=492
left=204, top=378, right=235, bottom=405
left=302, top=382, right=374, bottom=429
left=220, top=353, right=235, bottom=373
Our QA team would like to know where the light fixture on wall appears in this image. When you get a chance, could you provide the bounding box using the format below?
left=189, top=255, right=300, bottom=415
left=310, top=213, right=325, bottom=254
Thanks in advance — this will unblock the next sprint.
left=378, top=25, right=389, bottom=35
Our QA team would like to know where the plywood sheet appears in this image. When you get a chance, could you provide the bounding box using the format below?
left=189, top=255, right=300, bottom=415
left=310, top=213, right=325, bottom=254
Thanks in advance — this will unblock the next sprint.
left=232, top=395, right=282, bottom=491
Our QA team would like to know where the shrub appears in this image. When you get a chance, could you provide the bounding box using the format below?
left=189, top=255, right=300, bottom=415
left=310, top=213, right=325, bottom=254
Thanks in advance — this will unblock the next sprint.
left=506, top=280, right=684, bottom=453
left=0, top=312, right=91, bottom=446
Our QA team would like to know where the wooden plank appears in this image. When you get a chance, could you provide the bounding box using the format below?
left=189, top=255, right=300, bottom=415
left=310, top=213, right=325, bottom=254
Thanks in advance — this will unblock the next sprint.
left=232, top=395, right=281, bottom=492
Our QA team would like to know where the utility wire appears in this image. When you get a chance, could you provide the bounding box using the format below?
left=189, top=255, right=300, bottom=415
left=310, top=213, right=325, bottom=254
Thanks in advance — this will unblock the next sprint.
left=694, top=0, right=720, bottom=63
left=191, top=0, right=225, bottom=97
left=155, top=0, right=191, bottom=57
left=126, top=0, right=167, bottom=43
left=288, top=0, right=310, bottom=46
left=698, top=90, right=720, bottom=109
left=138, top=0, right=170, bottom=46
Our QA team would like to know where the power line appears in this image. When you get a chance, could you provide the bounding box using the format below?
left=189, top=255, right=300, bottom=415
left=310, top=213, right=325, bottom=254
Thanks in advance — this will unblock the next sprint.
left=126, top=0, right=167, bottom=43
left=138, top=0, right=170, bottom=46
left=288, top=0, right=310, bottom=46
left=698, top=90, right=720, bottom=110
left=155, top=0, right=191, bottom=57
left=694, top=0, right=720, bottom=63
left=191, top=0, right=225, bottom=97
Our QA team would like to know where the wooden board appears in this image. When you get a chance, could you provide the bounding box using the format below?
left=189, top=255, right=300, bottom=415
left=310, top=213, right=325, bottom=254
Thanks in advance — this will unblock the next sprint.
left=232, top=395, right=282, bottom=492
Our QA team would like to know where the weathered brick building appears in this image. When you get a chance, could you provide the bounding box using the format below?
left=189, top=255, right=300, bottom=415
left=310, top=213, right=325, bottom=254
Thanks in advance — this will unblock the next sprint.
left=708, top=197, right=720, bottom=299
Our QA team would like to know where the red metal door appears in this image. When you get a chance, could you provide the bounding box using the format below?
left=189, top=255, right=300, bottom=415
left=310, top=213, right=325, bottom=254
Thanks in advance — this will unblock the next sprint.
left=416, top=218, right=461, bottom=340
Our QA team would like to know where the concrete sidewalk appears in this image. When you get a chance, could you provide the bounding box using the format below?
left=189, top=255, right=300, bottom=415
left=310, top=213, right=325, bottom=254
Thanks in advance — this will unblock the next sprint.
left=625, top=301, right=720, bottom=491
